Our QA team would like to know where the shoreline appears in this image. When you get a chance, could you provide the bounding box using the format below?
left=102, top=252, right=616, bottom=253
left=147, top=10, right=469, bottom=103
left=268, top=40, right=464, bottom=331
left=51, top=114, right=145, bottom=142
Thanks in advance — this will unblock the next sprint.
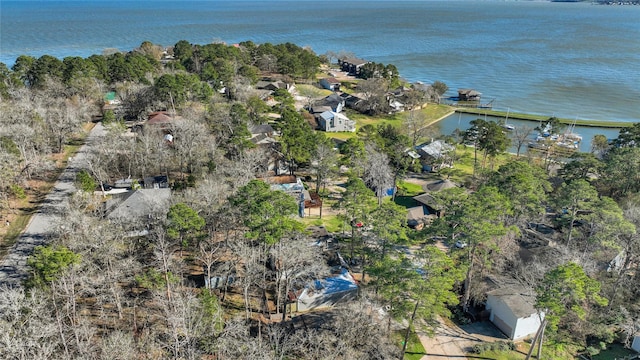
left=454, top=108, right=633, bottom=129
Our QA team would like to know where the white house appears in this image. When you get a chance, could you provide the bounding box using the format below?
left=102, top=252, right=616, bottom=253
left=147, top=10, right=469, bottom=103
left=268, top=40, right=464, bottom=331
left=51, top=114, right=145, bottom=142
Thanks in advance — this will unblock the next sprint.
left=632, top=334, right=640, bottom=353
left=317, top=111, right=356, bottom=132
left=485, top=286, right=544, bottom=340
left=319, top=77, right=341, bottom=91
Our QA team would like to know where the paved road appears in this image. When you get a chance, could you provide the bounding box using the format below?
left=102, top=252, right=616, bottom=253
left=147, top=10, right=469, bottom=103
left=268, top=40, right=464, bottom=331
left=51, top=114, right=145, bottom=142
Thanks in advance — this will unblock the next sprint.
left=0, top=123, right=105, bottom=288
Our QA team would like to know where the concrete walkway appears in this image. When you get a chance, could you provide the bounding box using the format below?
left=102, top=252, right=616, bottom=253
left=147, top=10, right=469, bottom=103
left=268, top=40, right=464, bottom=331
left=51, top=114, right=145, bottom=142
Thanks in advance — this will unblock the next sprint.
left=0, top=123, right=105, bottom=288
left=419, top=320, right=508, bottom=359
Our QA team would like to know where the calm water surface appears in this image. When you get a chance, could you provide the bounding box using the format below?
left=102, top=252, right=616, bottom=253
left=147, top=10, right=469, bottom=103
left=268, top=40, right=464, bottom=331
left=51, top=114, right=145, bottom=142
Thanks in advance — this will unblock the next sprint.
left=1, top=1, right=639, bottom=123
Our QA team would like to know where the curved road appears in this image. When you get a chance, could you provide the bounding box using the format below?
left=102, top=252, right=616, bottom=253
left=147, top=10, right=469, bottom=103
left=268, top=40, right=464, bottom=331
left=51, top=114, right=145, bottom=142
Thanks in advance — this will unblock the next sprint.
left=0, top=123, right=105, bottom=288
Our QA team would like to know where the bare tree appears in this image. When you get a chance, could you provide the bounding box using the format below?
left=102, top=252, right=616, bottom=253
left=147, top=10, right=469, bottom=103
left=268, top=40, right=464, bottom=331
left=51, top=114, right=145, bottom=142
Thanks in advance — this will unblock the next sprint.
left=197, top=237, right=222, bottom=294
left=363, top=144, right=394, bottom=206
left=98, top=331, right=137, bottom=360
left=402, top=109, right=434, bottom=148
left=270, top=233, right=327, bottom=321
left=0, top=286, right=60, bottom=360
left=511, top=125, right=533, bottom=157
left=358, top=78, right=390, bottom=115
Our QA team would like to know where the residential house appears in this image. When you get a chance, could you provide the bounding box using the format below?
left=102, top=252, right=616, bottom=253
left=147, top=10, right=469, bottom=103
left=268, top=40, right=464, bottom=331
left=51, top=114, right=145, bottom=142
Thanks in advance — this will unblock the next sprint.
left=146, top=111, right=175, bottom=126
left=416, top=140, right=455, bottom=172
left=425, top=179, right=458, bottom=192
left=256, top=80, right=295, bottom=93
left=485, top=286, right=544, bottom=340
left=249, top=124, right=277, bottom=146
left=143, top=175, right=169, bottom=189
left=311, top=93, right=345, bottom=114
left=458, top=88, right=482, bottom=101
left=319, top=77, right=341, bottom=91
left=633, top=335, right=640, bottom=353
left=338, top=57, right=369, bottom=76
left=407, top=205, right=436, bottom=230
left=291, top=267, right=358, bottom=312
left=263, top=175, right=311, bottom=216
left=412, top=193, right=444, bottom=218
left=388, top=98, right=405, bottom=113
left=340, top=92, right=365, bottom=112
left=317, top=111, right=356, bottom=133
left=104, top=188, right=171, bottom=223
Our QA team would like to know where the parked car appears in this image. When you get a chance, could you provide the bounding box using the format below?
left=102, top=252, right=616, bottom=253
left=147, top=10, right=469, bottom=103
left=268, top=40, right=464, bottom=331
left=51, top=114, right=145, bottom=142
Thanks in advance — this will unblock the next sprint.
left=455, top=240, right=468, bottom=248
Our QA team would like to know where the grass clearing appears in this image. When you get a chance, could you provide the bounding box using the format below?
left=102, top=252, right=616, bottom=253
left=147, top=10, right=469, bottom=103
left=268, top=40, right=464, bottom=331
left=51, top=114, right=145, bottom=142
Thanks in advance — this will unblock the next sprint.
left=393, top=329, right=427, bottom=360
left=455, top=108, right=633, bottom=128
left=470, top=340, right=579, bottom=360
left=320, top=104, right=456, bottom=141
left=302, top=215, right=348, bottom=234
left=590, top=343, right=637, bottom=360
left=396, top=180, right=424, bottom=197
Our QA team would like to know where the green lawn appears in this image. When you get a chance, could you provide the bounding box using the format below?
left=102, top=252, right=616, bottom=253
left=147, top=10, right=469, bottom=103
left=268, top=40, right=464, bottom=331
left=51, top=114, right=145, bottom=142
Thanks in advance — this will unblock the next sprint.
left=302, top=215, right=348, bottom=234
left=397, top=181, right=424, bottom=197
left=322, top=104, right=456, bottom=142
left=471, top=341, right=576, bottom=360
left=455, top=108, right=633, bottom=128
left=393, top=329, right=427, bottom=360
left=589, top=343, right=637, bottom=360
left=296, top=83, right=333, bottom=97
left=473, top=350, right=526, bottom=360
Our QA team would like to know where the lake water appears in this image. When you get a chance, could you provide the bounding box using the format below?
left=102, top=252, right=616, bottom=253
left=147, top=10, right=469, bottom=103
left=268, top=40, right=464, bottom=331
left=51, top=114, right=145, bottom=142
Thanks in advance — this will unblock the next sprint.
left=435, top=112, right=620, bottom=153
left=1, top=1, right=639, bottom=123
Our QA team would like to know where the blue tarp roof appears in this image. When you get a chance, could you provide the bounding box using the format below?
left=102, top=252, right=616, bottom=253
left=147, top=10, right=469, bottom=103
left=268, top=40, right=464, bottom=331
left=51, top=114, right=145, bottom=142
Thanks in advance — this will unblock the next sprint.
left=315, top=268, right=358, bottom=294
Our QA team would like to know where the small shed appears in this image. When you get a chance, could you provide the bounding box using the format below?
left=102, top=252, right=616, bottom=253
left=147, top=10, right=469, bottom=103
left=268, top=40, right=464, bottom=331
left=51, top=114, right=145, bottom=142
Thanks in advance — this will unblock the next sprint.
left=485, top=286, right=544, bottom=340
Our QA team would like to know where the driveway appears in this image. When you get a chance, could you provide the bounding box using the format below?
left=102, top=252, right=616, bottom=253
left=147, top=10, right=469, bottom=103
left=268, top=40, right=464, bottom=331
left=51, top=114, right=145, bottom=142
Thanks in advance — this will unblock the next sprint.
left=0, top=123, right=105, bottom=288
left=419, top=320, right=508, bottom=359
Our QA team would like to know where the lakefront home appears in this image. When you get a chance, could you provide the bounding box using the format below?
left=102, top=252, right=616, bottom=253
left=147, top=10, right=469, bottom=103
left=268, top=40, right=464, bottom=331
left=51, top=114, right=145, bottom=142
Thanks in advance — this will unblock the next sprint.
left=338, top=57, right=369, bottom=76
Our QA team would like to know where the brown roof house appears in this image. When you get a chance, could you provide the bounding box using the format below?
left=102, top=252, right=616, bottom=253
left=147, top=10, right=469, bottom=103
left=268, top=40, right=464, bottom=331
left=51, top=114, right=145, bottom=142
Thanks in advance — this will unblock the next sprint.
left=485, top=286, right=544, bottom=340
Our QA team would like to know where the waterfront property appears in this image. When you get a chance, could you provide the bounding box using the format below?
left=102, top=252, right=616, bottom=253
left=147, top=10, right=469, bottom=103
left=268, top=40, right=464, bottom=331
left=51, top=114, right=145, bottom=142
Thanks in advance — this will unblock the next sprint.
left=338, top=57, right=369, bottom=76
left=457, top=89, right=482, bottom=101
